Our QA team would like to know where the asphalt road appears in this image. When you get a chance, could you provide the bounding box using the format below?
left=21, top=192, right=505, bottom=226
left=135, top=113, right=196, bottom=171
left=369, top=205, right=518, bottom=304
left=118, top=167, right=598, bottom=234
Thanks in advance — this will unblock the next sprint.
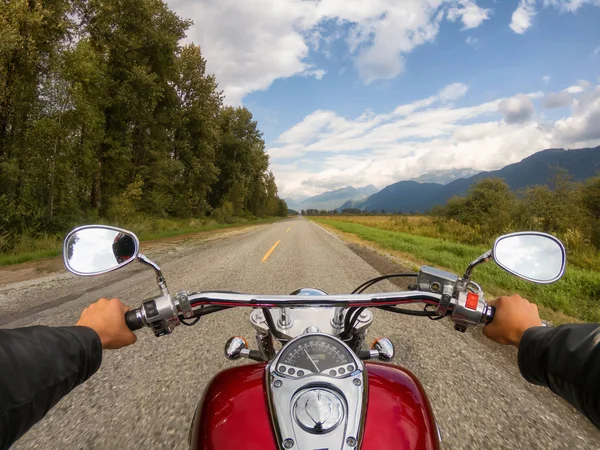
left=2, top=217, right=599, bottom=449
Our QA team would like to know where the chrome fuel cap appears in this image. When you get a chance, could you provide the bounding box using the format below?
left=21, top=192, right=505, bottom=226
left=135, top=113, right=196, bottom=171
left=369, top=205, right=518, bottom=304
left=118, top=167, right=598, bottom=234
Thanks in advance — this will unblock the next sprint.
left=293, top=389, right=344, bottom=434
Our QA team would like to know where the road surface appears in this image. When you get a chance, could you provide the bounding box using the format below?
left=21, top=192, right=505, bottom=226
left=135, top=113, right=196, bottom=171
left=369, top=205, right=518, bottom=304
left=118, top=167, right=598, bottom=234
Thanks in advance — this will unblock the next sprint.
left=1, top=217, right=599, bottom=449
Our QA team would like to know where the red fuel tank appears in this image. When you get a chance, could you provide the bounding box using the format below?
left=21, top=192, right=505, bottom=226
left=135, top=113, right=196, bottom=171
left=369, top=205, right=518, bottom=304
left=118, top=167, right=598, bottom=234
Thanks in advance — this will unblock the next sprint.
left=190, top=362, right=439, bottom=450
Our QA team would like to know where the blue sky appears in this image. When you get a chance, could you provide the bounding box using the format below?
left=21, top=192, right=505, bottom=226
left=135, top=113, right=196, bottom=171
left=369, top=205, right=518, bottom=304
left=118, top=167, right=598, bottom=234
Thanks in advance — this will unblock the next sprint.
left=169, top=0, right=600, bottom=197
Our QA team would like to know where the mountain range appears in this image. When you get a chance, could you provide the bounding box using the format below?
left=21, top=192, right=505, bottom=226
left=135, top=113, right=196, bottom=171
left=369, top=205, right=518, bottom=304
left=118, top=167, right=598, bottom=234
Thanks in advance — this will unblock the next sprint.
left=339, top=146, right=600, bottom=213
left=287, top=185, right=378, bottom=211
left=408, top=168, right=480, bottom=184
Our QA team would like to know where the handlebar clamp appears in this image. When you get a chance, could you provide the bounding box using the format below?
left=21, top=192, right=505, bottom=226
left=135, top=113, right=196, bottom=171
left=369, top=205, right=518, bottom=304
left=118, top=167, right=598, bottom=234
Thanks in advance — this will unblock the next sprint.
left=175, top=290, right=193, bottom=319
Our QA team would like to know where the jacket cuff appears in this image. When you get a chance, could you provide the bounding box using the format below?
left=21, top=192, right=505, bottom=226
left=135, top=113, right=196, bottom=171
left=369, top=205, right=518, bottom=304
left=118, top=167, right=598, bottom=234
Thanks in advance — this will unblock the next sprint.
left=62, top=326, right=103, bottom=382
left=518, top=326, right=554, bottom=386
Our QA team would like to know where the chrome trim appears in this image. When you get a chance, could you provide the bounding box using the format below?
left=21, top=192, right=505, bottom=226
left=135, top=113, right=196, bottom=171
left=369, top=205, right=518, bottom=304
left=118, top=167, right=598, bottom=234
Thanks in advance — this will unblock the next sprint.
left=266, top=333, right=367, bottom=450
left=142, top=294, right=179, bottom=336
left=371, top=338, right=394, bottom=361
left=175, top=290, right=193, bottom=319
left=224, top=336, right=248, bottom=360
left=137, top=253, right=168, bottom=294
left=188, top=291, right=442, bottom=308
left=331, top=307, right=345, bottom=328
left=463, top=250, right=492, bottom=281
left=279, top=308, right=293, bottom=328
left=293, top=388, right=344, bottom=433
left=492, top=231, right=566, bottom=284
left=62, top=225, right=140, bottom=276
left=250, top=307, right=374, bottom=351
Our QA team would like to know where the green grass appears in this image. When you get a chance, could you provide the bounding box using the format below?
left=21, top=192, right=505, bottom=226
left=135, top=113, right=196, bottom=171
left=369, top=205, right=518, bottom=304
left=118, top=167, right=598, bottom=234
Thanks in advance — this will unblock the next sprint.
left=313, top=218, right=600, bottom=323
left=0, top=217, right=281, bottom=267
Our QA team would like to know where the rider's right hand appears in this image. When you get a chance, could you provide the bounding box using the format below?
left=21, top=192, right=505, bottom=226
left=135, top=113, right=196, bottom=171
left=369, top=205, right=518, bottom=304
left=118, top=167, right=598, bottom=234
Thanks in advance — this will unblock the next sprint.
left=76, top=298, right=137, bottom=349
left=483, top=294, right=542, bottom=347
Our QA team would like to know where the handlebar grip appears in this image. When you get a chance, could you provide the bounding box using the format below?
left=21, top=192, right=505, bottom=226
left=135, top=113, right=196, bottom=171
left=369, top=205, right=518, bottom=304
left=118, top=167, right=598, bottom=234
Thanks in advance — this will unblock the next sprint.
left=125, top=309, right=144, bottom=331
left=482, top=305, right=495, bottom=325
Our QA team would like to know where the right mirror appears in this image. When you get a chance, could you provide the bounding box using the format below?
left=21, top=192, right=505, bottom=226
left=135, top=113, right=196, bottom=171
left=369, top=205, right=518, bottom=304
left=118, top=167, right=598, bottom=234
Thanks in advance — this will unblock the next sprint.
left=493, top=232, right=566, bottom=284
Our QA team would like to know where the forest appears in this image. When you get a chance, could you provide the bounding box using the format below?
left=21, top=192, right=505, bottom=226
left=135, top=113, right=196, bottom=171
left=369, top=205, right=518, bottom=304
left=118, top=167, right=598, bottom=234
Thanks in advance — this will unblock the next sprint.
left=0, top=0, right=287, bottom=256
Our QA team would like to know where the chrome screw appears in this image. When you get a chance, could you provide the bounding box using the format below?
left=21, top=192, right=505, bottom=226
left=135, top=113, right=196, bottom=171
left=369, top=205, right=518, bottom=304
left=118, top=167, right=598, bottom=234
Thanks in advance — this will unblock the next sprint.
left=283, top=438, right=294, bottom=448
left=274, top=380, right=283, bottom=388
left=353, top=378, right=361, bottom=386
left=346, top=437, right=357, bottom=447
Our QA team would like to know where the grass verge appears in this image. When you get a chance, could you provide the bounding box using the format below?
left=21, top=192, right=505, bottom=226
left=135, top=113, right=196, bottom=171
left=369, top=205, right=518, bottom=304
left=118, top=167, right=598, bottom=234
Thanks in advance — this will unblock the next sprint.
left=312, top=217, right=600, bottom=324
left=0, top=217, right=281, bottom=267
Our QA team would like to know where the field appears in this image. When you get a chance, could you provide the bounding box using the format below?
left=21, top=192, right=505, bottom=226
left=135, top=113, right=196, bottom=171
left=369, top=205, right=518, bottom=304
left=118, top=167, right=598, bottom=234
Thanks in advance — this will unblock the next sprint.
left=311, top=216, right=600, bottom=323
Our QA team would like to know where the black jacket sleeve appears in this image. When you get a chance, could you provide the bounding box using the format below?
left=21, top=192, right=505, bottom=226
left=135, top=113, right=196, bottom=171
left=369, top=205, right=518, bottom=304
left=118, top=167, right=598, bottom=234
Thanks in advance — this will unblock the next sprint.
left=0, top=326, right=102, bottom=449
left=518, top=324, right=600, bottom=428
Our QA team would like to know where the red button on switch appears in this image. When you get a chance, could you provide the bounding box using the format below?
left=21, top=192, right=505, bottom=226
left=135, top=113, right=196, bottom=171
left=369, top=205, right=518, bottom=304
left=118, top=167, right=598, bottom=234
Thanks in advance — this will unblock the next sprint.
left=466, top=292, right=479, bottom=310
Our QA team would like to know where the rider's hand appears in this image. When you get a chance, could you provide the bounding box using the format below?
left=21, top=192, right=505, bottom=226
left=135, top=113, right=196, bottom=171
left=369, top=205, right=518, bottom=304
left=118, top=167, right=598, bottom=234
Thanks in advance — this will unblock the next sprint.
left=76, top=298, right=137, bottom=349
left=483, top=294, right=542, bottom=347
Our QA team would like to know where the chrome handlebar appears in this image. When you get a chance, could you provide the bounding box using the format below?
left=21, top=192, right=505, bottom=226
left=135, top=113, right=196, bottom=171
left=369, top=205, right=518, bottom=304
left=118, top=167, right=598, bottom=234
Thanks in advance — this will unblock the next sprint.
left=128, top=288, right=494, bottom=336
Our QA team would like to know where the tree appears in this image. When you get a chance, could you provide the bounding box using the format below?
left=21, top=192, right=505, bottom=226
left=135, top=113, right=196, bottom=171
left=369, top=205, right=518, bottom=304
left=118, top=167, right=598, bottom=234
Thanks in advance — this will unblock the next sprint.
left=442, top=178, right=516, bottom=237
left=0, top=0, right=287, bottom=254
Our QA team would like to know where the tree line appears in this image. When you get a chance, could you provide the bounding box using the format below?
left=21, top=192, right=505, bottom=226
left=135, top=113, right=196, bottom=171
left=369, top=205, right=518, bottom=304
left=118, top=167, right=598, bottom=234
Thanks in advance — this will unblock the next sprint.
left=302, top=208, right=398, bottom=216
left=431, top=170, right=600, bottom=255
left=0, top=0, right=286, bottom=253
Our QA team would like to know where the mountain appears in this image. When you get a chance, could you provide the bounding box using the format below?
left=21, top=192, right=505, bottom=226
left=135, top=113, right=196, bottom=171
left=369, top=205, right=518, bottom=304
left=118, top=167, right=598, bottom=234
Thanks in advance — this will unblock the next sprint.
left=409, top=168, right=481, bottom=185
left=296, top=185, right=379, bottom=211
left=283, top=197, right=305, bottom=210
left=357, top=146, right=600, bottom=213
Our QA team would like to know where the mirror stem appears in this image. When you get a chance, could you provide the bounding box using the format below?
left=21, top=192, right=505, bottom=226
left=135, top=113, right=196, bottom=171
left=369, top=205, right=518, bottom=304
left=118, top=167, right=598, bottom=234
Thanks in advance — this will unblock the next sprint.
left=137, top=253, right=169, bottom=295
left=462, top=250, right=492, bottom=282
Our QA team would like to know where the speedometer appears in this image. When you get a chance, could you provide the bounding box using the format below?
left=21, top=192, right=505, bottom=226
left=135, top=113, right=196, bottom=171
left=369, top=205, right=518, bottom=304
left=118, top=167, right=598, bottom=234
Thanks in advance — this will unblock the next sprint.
left=277, top=335, right=355, bottom=377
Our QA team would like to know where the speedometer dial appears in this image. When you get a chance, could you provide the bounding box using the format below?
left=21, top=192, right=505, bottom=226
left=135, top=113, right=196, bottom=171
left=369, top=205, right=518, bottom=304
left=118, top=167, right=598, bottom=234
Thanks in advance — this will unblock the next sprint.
left=278, top=335, right=354, bottom=375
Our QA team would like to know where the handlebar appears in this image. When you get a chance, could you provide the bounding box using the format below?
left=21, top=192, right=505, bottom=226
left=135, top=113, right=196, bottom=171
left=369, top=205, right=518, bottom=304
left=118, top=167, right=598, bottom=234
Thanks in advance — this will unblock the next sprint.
left=123, top=290, right=496, bottom=333
left=125, top=309, right=144, bottom=331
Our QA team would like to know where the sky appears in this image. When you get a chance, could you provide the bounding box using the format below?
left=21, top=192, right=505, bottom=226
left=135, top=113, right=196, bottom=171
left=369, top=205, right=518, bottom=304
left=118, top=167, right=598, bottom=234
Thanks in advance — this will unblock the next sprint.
left=167, top=0, right=600, bottom=199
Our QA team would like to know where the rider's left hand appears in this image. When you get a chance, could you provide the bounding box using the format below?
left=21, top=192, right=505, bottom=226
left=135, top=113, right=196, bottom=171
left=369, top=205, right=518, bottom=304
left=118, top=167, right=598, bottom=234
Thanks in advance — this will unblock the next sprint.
left=76, top=298, right=137, bottom=349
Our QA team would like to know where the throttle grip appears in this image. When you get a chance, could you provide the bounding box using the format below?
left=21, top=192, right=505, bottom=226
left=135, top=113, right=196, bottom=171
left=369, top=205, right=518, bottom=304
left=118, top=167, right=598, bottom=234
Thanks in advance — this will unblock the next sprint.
left=125, top=309, right=144, bottom=331
left=481, top=305, right=495, bottom=325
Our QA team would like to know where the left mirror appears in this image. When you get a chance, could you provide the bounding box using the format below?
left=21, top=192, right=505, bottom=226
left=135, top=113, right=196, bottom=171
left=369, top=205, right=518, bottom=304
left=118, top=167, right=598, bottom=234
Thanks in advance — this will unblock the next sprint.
left=63, top=226, right=139, bottom=276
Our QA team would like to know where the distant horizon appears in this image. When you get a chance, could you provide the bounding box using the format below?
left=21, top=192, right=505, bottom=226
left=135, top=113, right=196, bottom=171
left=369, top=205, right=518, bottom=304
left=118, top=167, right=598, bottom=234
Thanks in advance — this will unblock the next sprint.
left=285, top=144, right=600, bottom=200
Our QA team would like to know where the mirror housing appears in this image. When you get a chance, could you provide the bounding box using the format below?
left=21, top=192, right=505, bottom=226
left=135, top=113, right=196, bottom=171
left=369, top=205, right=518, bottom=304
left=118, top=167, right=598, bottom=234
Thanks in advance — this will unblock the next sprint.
left=63, top=225, right=140, bottom=276
left=492, top=232, right=566, bottom=284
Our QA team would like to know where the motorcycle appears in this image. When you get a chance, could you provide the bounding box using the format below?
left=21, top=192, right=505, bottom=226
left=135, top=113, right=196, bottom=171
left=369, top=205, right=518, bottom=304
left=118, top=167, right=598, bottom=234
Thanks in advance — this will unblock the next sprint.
left=63, top=225, right=566, bottom=450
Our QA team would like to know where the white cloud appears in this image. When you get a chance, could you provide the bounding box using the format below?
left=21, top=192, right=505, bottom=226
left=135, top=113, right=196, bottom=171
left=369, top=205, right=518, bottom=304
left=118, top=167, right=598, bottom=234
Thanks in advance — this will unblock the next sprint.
left=447, top=0, right=491, bottom=29
left=510, top=0, right=600, bottom=34
left=542, top=75, right=551, bottom=82
left=269, top=82, right=600, bottom=198
left=542, top=0, right=600, bottom=13
left=510, top=0, right=536, bottom=34
left=527, top=91, right=545, bottom=99
left=302, top=68, right=327, bottom=80
left=439, top=82, right=470, bottom=102
left=168, top=0, right=492, bottom=104
left=565, top=85, right=585, bottom=94
left=498, top=94, right=535, bottom=123
left=554, top=87, right=600, bottom=144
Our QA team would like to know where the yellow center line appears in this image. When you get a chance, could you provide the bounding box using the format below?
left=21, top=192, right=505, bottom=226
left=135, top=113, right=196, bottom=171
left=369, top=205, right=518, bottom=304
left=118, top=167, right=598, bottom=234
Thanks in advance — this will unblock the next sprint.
left=286, top=227, right=291, bottom=232
left=261, top=240, right=281, bottom=262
